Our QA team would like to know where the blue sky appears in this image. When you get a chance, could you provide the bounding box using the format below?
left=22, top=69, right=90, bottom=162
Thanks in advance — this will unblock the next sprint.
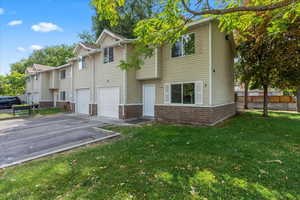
left=0, top=0, right=94, bottom=75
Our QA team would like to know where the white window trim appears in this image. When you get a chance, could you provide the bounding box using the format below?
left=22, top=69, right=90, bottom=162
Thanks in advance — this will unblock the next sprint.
left=103, top=47, right=114, bottom=64
left=167, top=80, right=203, bottom=105
left=60, top=70, right=66, bottom=80
left=79, top=56, right=83, bottom=70
left=171, top=32, right=195, bottom=58
left=60, top=91, right=66, bottom=101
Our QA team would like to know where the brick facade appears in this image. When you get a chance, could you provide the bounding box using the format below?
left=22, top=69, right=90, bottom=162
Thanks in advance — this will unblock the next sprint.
left=89, top=104, right=97, bottom=116
left=155, top=103, right=236, bottom=125
left=119, top=105, right=143, bottom=120
left=39, top=101, right=54, bottom=109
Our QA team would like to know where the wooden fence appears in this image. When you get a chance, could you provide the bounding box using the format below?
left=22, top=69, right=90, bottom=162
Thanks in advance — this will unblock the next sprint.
left=236, top=95, right=296, bottom=103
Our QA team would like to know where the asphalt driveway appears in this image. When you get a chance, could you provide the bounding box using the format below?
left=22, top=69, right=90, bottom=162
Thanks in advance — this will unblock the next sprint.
left=0, top=114, right=119, bottom=168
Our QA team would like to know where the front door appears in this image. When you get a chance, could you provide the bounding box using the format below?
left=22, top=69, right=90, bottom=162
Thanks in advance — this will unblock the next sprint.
left=53, top=92, right=58, bottom=107
left=76, top=89, right=90, bottom=115
left=143, top=84, right=155, bottom=117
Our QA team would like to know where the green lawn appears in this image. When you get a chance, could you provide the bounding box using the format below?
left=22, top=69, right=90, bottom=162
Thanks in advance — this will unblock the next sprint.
left=0, top=111, right=300, bottom=200
left=0, top=108, right=63, bottom=119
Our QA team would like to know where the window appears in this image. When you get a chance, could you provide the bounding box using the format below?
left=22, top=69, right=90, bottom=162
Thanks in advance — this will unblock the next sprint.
left=171, top=83, right=195, bottom=104
left=60, top=70, right=66, bottom=79
left=171, top=33, right=195, bottom=57
left=104, top=47, right=114, bottom=63
left=82, top=57, right=87, bottom=68
left=79, top=57, right=87, bottom=70
left=60, top=91, right=66, bottom=101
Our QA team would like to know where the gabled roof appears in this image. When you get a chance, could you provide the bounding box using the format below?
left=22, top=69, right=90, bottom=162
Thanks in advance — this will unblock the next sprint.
left=73, top=42, right=99, bottom=54
left=26, top=64, right=55, bottom=75
left=96, top=29, right=128, bottom=45
left=81, top=42, right=98, bottom=49
left=26, top=67, right=35, bottom=74
left=33, top=64, right=54, bottom=71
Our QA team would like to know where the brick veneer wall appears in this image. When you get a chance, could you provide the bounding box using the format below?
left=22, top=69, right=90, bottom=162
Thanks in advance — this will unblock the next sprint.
left=89, top=104, right=97, bottom=116
left=119, top=105, right=143, bottom=120
left=155, top=103, right=236, bottom=125
left=39, top=101, right=54, bottom=109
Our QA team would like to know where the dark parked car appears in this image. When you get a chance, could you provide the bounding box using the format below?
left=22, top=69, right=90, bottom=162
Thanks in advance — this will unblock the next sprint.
left=0, top=96, right=22, bottom=109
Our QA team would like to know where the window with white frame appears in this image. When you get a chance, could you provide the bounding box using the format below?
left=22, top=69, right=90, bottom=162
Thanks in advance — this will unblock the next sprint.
left=60, top=70, right=66, bottom=79
left=60, top=91, right=66, bottom=101
left=104, top=47, right=114, bottom=63
left=171, top=83, right=195, bottom=104
left=171, top=33, right=195, bottom=57
left=165, top=81, right=203, bottom=105
left=82, top=57, right=87, bottom=68
left=79, top=57, right=87, bottom=70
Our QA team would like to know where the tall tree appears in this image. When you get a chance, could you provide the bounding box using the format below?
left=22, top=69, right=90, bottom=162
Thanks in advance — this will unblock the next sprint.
left=272, top=19, right=300, bottom=112
left=234, top=55, right=253, bottom=110
left=0, top=72, right=26, bottom=96
left=1, top=44, right=75, bottom=96
left=11, top=45, right=74, bottom=74
left=92, top=0, right=299, bottom=48
left=79, top=0, right=157, bottom=44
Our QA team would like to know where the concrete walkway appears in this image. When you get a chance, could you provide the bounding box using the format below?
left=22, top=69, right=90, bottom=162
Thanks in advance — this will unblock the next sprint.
left=0, top=114, right=120, bottom=168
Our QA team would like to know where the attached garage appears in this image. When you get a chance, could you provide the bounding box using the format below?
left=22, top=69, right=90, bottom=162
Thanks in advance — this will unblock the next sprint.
left=76, top=89, right=90, bottom=115
left=97, top=87, right=120, bottom=118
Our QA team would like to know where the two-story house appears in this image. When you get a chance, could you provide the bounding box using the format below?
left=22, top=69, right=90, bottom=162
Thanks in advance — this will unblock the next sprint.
left=25, top=64, right=55, bottom=105
left=26, top=17, right=236, bottom=125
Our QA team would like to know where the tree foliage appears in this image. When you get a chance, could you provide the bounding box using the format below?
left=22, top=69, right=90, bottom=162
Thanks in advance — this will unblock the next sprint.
left=92, top=0, right=299, bottom=48
left=11, top=45, right=75, bottom=74
left=0, top=45, right=75, bottom=96
left=79, top=0, right=157, bottom=44
left=0, top=72, right=26, bottom=96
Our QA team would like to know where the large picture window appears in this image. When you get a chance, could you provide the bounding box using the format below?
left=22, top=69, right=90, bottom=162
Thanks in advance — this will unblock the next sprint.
left=171, top=83, right=195, bottom=104
left=171, top=33, right=195, bottom=57
left=104, top=47, right=114, bottom=63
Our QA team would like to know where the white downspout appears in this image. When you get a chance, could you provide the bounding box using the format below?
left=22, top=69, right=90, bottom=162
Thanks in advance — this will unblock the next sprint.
left=209, top=21, right=213, bottom=106
left=122, top=44, right=128, bottom=118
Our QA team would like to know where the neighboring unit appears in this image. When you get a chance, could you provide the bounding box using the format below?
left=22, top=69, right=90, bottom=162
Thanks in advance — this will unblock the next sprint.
left=25, top=17, right=236, bottom=125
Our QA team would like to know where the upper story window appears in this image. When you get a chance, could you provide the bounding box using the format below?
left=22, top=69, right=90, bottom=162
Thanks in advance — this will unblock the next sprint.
left=60, top=70, right=66, bottom=79
left=82, top=57, right=87, bottom=68
left=104, top=47, right=114, bottom=64
left=79, top=57, right=87, bottom=70
left=171, top=33, right=195, bottom=58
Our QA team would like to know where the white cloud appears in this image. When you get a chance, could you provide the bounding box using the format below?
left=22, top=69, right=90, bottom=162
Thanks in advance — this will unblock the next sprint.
left=17, top=47, right=26, bottom=52
left=8, top=20, right=22, bottom=26
left=31, top=22, right=63, bottom=32
left=30, top=45, right=44, bottom=50
left=0, top=8, right=4, bottom=15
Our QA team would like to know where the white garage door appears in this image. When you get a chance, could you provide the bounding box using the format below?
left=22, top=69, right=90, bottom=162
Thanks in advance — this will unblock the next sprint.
left=97, top=87, right=119, bottom=118
left=76, top=89, right=90, bottom=115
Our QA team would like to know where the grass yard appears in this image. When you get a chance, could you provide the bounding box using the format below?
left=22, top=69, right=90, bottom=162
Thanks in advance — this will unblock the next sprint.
left=0, top=108, right=63, bottom=119
left=0, top=111, right=300, bottom=200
